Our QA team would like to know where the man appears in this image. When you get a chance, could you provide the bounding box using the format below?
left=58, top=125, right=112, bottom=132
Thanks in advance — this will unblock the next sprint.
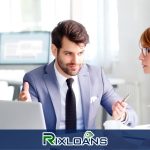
left=19, top=20, right=137, bottom=130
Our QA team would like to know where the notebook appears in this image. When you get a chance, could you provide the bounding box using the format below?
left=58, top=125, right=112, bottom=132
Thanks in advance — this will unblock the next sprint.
left=0, top=100, right=46, bottom=129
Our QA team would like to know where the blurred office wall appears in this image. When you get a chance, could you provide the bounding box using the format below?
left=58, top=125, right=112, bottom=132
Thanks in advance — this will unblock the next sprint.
left=113, top=0, right=150, bottom=124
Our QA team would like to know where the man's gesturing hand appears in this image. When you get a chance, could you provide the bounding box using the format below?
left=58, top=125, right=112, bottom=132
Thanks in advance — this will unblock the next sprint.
left=112, top=100, right=127, bottom=121
left=18, top=82, right=31, bottom=101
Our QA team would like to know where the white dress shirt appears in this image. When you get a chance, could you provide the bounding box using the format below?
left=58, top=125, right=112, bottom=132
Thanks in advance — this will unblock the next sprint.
left=54, top=64, right=84, bottom=129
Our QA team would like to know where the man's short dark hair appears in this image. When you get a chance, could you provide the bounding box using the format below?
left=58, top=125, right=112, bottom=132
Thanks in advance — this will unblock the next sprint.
left=51, top=20, right=89, bottom=49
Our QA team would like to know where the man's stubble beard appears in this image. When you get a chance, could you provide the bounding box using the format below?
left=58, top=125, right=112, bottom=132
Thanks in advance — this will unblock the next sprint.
left=57, top=57, right=82, bottom=76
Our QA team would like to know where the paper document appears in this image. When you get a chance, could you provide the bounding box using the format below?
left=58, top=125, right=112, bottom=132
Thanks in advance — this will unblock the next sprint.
left=103, top=120, right=150, bottom=130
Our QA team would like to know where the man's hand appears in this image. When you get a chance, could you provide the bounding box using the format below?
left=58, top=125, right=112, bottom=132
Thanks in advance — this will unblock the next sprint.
left=18, top=82, right=31, bottom=101
left=112, top=100, right=127, bottom=121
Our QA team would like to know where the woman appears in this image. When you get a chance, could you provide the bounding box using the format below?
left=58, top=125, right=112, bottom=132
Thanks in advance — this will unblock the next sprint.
left=139, top=27, right=150, bottom=73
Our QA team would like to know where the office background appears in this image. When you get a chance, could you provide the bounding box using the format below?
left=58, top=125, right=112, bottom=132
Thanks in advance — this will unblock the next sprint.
left=0, top=0, right=150, bottom=127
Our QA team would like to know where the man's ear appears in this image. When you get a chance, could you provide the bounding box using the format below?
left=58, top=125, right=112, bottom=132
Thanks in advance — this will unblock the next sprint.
left=51, top=44, right=57, bottom=57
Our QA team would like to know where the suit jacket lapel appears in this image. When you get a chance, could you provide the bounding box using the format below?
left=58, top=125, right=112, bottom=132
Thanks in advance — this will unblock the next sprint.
left=43, top=61, right=61, bottom=129
left=78, top=65, right=91, bottom=129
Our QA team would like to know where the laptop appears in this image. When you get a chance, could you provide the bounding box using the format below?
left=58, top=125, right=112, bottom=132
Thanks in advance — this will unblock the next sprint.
left=0, top=100, right=46, bottom=129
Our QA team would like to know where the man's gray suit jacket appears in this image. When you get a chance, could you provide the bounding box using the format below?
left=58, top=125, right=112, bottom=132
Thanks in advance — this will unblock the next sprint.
left=23, top=60, right=137, bottom=129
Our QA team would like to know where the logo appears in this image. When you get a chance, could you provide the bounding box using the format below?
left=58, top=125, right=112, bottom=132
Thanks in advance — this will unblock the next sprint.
left=42, top=131, right=108, bottom=147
